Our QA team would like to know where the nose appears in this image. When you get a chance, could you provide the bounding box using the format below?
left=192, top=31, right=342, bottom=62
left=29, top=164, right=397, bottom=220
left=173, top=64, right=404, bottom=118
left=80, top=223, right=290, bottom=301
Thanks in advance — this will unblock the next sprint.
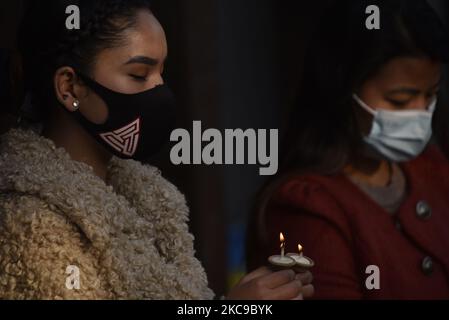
left=149, top=73, right=164, bottom=90
left=155, top=73, right=164, bottom=86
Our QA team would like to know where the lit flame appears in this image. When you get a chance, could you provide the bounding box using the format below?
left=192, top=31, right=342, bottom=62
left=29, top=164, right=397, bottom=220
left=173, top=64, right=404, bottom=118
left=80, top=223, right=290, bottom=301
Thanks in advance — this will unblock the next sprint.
left=298, top=244, right=303, bottom=253
left=280, top=232, right=285, bottom=249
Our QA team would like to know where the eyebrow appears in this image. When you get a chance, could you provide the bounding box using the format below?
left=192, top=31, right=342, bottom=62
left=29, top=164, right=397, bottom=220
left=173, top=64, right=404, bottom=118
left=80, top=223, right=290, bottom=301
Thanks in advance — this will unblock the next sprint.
left=385, top=88, right=420, bottom=96
left=124, top=56, right=160, bottom=66
left=385, top=80, right=441, bottom=96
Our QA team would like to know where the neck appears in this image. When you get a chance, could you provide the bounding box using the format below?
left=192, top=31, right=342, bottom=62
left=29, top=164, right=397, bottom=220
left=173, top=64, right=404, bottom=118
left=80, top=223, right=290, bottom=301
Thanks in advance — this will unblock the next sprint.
left=344, top=151, right=391, bottom=187
left=42, top=107, right=112, bottom=182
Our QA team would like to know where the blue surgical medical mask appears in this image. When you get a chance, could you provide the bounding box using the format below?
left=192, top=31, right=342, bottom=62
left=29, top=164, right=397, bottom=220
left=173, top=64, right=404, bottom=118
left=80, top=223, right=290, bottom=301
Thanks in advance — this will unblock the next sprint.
left=353, top=94, right=436, bottom=162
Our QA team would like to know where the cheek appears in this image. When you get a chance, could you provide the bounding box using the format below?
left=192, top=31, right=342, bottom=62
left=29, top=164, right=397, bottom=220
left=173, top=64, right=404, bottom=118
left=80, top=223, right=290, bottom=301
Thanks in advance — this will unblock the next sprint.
left=95, top=73, right=132, bottom=93
left=97, top=73, right=162, bottom=94
left=358, top=84, right=395, bottom=111
left=79, top=91, right=109, bottom=125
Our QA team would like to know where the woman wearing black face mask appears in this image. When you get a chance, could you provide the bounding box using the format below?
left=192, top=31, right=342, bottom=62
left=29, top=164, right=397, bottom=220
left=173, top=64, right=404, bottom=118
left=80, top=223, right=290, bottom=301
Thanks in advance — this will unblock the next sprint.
left=248, top=0, right=449, bottom=299
left=0, top=0, right=313, bottom=299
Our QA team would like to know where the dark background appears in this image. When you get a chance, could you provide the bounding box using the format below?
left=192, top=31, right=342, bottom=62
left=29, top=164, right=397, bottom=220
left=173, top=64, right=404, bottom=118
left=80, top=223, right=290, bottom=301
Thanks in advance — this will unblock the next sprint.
left=1, top=0, right=448, bottom=296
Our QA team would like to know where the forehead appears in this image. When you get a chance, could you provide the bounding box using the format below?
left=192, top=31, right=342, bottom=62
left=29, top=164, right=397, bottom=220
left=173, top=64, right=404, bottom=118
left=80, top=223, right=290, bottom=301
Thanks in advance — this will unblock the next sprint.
left=370, top=57, right=441, bottom=88
left=94, top=10, right=167, bottom=67
left=125, top=10, right=168, bottom=59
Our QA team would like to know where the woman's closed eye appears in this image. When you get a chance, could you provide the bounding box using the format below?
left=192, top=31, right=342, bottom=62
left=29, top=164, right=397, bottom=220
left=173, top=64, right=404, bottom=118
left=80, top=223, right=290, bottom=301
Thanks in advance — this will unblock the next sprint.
left=386, top=98, right=409, bottom=108
left=129, top=74, right=148, bottom=82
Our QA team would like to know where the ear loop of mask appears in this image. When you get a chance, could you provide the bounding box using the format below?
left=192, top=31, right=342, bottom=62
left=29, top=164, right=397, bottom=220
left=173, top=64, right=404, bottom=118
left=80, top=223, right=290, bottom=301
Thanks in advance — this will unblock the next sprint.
left=352, top=94, right=377, bottom=116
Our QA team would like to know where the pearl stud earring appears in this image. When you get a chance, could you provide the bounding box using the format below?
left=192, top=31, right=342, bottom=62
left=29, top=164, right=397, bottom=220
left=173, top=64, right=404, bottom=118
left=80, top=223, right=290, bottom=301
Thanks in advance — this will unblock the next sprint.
left=73, top=100, right=80, bottom=111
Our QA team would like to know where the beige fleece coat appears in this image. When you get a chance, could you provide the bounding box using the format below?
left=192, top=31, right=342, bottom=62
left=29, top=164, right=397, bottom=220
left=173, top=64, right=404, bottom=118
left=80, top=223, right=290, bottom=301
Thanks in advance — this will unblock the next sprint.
left=0, top=128, right=214, bottom=300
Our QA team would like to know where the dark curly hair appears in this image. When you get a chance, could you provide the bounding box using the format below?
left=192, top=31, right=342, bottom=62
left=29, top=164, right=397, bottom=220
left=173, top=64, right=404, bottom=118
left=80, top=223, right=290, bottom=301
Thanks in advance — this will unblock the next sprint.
left=18, top=0, right=152, bottom=122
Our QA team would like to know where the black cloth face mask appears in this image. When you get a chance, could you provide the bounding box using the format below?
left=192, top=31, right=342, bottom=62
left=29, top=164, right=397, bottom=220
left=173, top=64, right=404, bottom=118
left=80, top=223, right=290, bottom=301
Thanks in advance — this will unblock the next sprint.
left=69, top=72, right=176, bottom=162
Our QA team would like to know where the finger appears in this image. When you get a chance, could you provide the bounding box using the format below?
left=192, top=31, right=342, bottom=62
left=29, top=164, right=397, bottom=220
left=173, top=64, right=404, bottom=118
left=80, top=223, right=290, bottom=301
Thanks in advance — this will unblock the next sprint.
left=295, top=271, right=313, bottom=285
left=239, top=266, right=272, bottom=285
left=259, top=269, right=296, bottom=289
left=267, top=279, right=303, bottom=300
left=301, top=284, right=315, bottom=298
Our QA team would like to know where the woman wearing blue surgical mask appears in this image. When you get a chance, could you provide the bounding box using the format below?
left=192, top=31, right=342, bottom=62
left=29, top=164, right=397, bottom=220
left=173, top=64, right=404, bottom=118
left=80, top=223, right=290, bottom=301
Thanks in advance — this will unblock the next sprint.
left=0, top=0, right=314, bottom=300
left=248, top=0, right=449, bottom=299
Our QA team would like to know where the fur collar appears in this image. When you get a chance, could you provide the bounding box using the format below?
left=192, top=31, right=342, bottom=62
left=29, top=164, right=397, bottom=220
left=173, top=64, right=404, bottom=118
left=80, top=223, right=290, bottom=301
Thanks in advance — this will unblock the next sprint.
left=0, top=128, right=213, bottom=299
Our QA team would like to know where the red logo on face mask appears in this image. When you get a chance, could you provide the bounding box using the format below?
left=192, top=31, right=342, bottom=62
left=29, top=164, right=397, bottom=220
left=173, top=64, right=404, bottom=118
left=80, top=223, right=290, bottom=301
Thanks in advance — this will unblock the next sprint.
left=100, top=118, right=141, bottom=157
